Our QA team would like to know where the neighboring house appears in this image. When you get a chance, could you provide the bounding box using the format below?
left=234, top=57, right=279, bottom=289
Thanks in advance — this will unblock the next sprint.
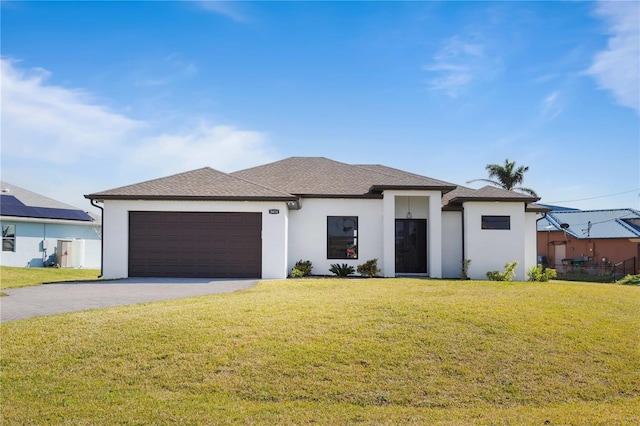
left=537, top=207, right=640, bottom=275
left=0, top=182, right=101, bottom=269
left=85, top=157, right=545, bottom=281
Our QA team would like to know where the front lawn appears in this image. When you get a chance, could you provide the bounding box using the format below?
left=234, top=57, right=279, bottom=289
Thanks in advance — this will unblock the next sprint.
left=1, top=279, right=638, bottom=424
left=0, top=266, right=101, bottom=290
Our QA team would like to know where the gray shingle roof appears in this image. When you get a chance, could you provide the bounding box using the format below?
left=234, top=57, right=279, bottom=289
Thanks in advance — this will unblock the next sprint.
left=232, top=157, right=456, bottom=197
left=537, top=208, right=640, bottom=239
left=442, top=185, right=539, bottom=207
left=86, top=167, right=296, bottom=201
left=85, top=157, right=541, bottom=207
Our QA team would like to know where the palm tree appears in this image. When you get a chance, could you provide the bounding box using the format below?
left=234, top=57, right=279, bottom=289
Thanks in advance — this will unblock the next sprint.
left=467, top=158, right=538, bottom=197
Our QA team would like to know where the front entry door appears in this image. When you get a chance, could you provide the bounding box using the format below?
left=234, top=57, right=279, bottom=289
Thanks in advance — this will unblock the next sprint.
left=395, top=219, right=427, bottom=274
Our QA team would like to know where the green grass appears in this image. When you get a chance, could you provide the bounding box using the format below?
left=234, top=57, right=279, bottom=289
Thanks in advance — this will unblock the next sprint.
left=0, top=266, right=101, bottom=290
left=1, top=279, right=639, bottom=424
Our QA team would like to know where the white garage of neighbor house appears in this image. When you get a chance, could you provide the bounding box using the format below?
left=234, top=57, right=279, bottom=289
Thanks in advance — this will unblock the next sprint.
left=86, top=157, right=545, bottom=281
left=1, top=181, right=102, bottom=269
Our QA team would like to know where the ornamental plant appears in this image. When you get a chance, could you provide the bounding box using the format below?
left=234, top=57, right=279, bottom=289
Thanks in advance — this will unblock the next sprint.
left=357, top=258, right=380, bottom=278
left=486, top=261, right=518, bottom=282
left=527, top=264, right=557, bottom=282
left=291, top=259, right=313, bottom=278
left=329, top=263, right=355, bottom=277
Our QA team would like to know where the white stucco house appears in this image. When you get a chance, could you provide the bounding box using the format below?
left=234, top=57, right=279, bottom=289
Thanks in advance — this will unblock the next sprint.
left=1, top=182, right=102, bottom=269
left=85, top=157, right=546, bottom=281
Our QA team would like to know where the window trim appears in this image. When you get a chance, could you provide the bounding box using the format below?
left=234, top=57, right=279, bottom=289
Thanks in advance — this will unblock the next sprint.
left=2, top=224, right=16, bottom=252
left=327, top=216, right=358, bottom=259
left=481, top=215, right=511, bottom=230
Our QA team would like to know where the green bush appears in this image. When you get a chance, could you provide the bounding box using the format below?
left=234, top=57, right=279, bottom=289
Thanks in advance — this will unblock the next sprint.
left=329, top=263, right=355, bottom=277
left=290, top=268, right=305, bottom=278
left=357, top=258, right=380, bottom=277
left=486, top=261, right=519, bottom=281
left=618, top=274, right=640, bottom=285
left=291, top=260, right=313, bottom=277
left=527, top=264, right=557, bottom=282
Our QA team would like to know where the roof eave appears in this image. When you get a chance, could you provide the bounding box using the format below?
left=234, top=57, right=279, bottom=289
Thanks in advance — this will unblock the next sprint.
left=526, top=204, right=553, bottom=213
left=296, top=193, right=384, bottom=200
left=0, top=215, right=97, bottom=225
left=84, top=194, right=297, bottom=202
left=370, top=185, right=457, bottom=194
left=450, top=196, right=540, bottom=204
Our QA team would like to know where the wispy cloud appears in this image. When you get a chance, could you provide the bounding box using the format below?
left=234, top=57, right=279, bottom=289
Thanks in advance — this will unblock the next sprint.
left=0, top=58, right=276, bottom=206
left=424, top=35, right=498, bottom=98
left=586, top=0, right=639, bottom=114
left=541, top=91, right=563, bottom=121
left=165, top=52, right=198, bottom=77
left=197, top=1, right=246, bottom=22
left=132, top=124, right=273, bottom=175
left=1, top=58, right=143, bottom=164
left=132, top=52, right=198, bottom=88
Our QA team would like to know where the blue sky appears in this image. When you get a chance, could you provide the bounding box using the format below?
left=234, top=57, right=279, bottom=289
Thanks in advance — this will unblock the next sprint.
left=1, top=0, right=638, bottom=212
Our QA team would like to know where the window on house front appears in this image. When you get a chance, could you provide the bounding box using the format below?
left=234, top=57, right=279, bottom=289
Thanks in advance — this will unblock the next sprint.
left=481, top=215, right=510, bottom=230
left=2, top=224, right=16, bottom=252
left=327, top=216, right=358, bottom=259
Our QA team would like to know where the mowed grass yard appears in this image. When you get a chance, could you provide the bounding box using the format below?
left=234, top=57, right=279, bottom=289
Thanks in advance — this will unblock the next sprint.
left=1, top=278, right=639, bottom=424
left=0, top=266, right=100, bottom=290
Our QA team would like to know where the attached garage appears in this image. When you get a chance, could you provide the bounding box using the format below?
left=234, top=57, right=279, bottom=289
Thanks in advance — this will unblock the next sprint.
left=128, top=211, right=262, bottom=278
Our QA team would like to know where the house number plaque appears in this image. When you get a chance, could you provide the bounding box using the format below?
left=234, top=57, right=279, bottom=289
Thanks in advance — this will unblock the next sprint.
left=269, top=209, right=280, bottom=214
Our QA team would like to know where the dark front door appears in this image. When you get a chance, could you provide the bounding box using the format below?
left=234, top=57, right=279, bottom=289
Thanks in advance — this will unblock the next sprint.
left=395, top=219, right=427, bottom=274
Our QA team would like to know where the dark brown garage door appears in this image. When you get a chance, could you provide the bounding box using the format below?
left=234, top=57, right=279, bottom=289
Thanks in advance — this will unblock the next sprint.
left=129, top=212, right=262, bottom=278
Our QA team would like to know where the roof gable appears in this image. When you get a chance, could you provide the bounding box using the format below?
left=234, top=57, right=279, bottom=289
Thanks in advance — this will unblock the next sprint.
left=232, top=157, right=456, bottom=197
left=86, top=157, right=541, bottom=207
left=86, top=167, right=295, bottom=201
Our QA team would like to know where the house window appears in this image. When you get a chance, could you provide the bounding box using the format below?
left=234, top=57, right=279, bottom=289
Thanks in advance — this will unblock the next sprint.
left=481, top=216, right=510, bottom=230
left=2, top=224, right=16, bottom=252
left=327, top=216, right=358, bottom=259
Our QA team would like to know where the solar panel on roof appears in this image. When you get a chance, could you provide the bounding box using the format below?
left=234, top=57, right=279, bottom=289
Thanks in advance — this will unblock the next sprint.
left=0, top=203, right=93, bottom=222
left=0, top=194, right=26, bottom=206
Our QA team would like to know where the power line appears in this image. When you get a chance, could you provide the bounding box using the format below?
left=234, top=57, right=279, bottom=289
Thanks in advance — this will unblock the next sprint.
left=544, top=189, right=639, bottom=204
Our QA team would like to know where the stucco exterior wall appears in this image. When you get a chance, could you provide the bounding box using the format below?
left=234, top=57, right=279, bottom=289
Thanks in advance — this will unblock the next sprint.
left=463, top=202, right=528, bottom=281
left=101, top=199, right=289, bottom=280
left=98, top=195, right=535, bottom=281
left=441, top=211, right=463, bottom=278
left=382, top=190, right=443, bottom=278
left=287, top=198, right=383, bottom=276
left=0, top=219, right=101, bottom=268
left=524, top=213, right=538, bottom=274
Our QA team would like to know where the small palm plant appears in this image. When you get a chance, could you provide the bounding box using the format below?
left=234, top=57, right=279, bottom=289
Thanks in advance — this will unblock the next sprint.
left=329, top=263, right=355, bottom=277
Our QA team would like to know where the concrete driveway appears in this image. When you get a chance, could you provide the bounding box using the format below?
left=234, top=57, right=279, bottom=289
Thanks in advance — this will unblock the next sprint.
left=0, top=278, right=259, bottom=323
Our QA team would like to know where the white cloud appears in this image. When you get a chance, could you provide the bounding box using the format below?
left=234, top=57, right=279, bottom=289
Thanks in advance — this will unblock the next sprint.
left=1, top=58, right=142, bottom=164
left=0, top=59, right=277, bottom=208
left=586, top=1, right=640, bottom=114
left=132, top=124, right=275, bottom=174
left=424, top=35, right=497, bottom=98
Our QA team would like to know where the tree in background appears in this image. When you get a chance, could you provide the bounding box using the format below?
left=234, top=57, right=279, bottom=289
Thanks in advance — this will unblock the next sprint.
left=467, top=158, right=538, bottom=197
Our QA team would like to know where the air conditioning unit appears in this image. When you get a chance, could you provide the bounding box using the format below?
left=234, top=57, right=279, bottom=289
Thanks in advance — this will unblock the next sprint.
left=56, top=239, right=86, bottom=268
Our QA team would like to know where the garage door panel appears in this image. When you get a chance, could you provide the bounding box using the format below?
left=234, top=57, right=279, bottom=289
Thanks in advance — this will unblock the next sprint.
left=129, top=212, right=261, bottom=278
